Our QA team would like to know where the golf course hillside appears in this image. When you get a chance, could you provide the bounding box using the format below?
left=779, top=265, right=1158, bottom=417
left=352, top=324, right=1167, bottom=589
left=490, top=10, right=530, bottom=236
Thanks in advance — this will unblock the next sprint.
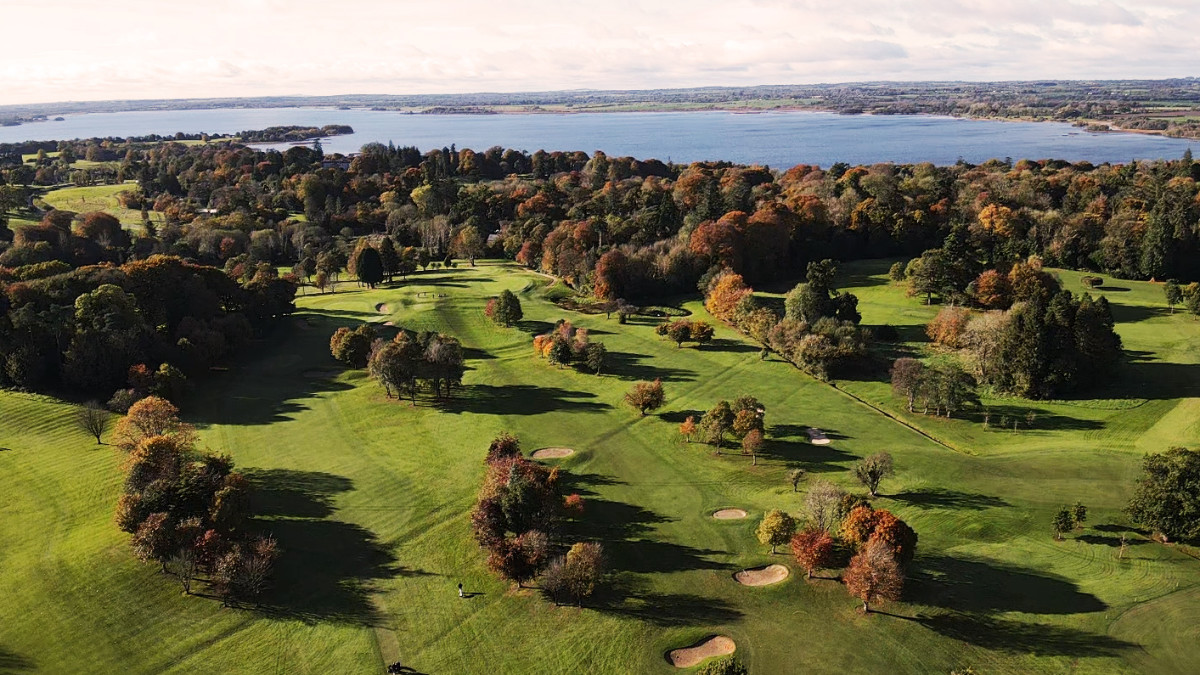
left=2, top=260, right=1199, bottom=674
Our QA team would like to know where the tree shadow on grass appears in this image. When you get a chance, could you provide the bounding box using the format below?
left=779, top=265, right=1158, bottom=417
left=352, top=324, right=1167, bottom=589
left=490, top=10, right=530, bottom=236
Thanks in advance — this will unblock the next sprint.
left=914, top=613, right=1136, bottom=657
left=439, top=384, right=612, bottom=416
left=0, top=648, right=34, bottom=673
left=757, top=438, right=856, bottom=472
left=591, top=579, right=744, bottom=627
left=887, top=489, right=1010, bottom=510
left=702, top=338, right=759, bottom=354
left=966, top=405, right=1105, bottom=433
left=518, top=319, right=555, bottom=336
left=910, top=554, right=1107, bottom=615
left=604, top=351, right=696, bottom=382
left=244, top=469, right=429, bottom=626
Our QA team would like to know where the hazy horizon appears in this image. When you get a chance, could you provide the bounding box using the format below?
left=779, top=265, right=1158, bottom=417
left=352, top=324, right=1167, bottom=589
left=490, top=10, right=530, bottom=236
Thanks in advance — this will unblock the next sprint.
left=2, top=0, right=1198, bottom=107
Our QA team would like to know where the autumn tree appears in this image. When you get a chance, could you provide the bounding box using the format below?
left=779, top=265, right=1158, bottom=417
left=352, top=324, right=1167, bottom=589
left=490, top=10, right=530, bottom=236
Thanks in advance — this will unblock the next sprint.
left=756, top=508, right=797, bottom=554
left=330, top=324, right=376, bottom=368
left=926, top=305, right=971, bottom=347
left=791, top=527, right=835, bottom=578
left=452, top=225, right=484, bottom=265
left=854, top=452, right=895, bottom=497
left=625, top=379, right=665, bottom=416
left=804, top=480, right=846, bottom=531
left=699, top=400, right=735, bottom=447
left=76, top=400, right=109, bottom=444
left=113, top=395, right=195, bottom=451
left=704, top=271, right=752, bottom=322
left=843, top=538, right=904, bottom=613
left=742, top=428, right=764, bottom=464
left=890, top=358, right=925, bottom=413
left=679, top=416, right=697, bottom=442
left=485, top=432, right=522, bottom=463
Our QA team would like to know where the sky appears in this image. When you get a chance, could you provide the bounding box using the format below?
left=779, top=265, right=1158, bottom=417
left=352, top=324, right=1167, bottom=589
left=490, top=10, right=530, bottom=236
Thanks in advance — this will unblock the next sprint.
left=1, top=0, right=1198, bottom=105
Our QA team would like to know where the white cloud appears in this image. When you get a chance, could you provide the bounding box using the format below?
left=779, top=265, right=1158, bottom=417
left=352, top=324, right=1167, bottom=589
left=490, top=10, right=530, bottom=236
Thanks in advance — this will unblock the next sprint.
left=0, top=0, right=1197, bottom=105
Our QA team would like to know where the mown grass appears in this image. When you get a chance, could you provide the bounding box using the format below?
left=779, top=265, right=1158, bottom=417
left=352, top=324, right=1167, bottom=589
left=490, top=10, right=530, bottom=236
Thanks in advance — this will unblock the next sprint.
left=40, top=182, right=163, bottom=230
left=1, top=261, right=1198, bottom=673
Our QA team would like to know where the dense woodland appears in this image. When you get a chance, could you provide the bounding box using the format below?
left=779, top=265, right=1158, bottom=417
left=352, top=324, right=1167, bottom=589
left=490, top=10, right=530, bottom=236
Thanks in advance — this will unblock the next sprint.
left=0, top=135, right=1191, bottom=403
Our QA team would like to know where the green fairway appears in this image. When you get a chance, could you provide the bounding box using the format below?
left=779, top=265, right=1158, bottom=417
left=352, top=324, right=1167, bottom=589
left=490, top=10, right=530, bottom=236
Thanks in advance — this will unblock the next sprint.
left=2, top=261, right=1199, bottom=673
left=40, top=182, right=162, bottom=230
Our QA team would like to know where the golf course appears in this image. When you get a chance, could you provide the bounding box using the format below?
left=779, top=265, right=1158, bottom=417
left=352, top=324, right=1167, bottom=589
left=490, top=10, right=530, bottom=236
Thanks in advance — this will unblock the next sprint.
left=1, top=259, right=1198, bottom=674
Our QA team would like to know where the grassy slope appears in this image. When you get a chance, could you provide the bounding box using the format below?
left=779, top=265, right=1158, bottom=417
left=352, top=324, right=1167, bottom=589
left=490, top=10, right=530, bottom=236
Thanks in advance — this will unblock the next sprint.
left=40, top=182, right=163, bottom=230
left=0, top=262, right=1197, bottom=673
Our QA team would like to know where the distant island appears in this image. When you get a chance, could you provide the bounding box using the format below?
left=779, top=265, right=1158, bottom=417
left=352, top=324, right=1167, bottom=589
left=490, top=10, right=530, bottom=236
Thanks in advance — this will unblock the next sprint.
left=2, top=79, right=1200, bottom=139
left=237, top=124, right=354, bottom=143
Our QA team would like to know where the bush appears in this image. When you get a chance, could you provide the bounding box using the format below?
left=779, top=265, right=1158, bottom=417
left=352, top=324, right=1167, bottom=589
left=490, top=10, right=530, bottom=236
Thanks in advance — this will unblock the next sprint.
left=697, top=656, right=748, bottom=675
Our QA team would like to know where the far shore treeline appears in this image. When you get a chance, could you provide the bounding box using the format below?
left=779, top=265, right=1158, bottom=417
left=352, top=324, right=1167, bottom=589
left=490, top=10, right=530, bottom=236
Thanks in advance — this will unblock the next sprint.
left=0, top=134, right=1197, bottom=405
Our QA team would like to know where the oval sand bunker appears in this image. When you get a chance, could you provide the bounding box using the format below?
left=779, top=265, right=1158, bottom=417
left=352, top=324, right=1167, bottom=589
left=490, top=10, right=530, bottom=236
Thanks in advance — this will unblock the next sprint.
left=712, top=508, right=748, bottom=520
left=734, top=564, right=790, bottom=586
left=531, top=447, right=575, bottom=459
left=667, top=635, right=736, bottom=668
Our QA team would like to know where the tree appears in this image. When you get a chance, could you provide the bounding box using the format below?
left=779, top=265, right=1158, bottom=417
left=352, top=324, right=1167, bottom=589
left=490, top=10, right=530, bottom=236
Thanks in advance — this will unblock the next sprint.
left=355, top=245, right=384, bottom=289
left=689, top=321, right=715, bottom=346
left=585, top=342, right=607, bottom=374
left=485, top=433, right=522, bottom=463
left=1072, top=501, right=1088, bottom=529
left=843, top=538, right=904, bottom=612
left=1052, top=508, right=1075, bottom=540
left=679, top=416, right=697, bottom=442
left=854, top=452, right=895, bottom=497
left=791, top=527, right=835, bottom=578
left=704, top=271, right=751, bottom=322
left=699, top=400, right=735, bottom=447
left=890, top=358, right=925, bottom=413
left=491, top=289, right=524, bottom=326
left=76, top=400, right=109, bottom=444
left=869, top=510, right=919, bottom=565
left=662, top=320, right=691, bottom=347
left=804, top=480, right=846, bottom=531
left=131, top=511, right=175, bottom=572
left=742, top=428, right=764, bottom=464
left=756, top=508, right=797, bottom=554
left=888, top=261, right=907, bottom=282
left=113, top=395, right=194, bottom=451
left=926, top=306, right=971, bottom=347
left=330, top=324, right=376, bottom=368
left=1165, top=280, right=1182, bottom=314
left=625, top=379, right=665, bottom=416
left=563, top=541, right=604, bottom=606
left=452, top=226, right=484, bottom=265
left=314, top=269, right=330, bottom=294
left=378, top=237, right=400, bottom=282
left=1127, top=447, right=1200, bottom=542
left=788, top=468, right=805, bottom=492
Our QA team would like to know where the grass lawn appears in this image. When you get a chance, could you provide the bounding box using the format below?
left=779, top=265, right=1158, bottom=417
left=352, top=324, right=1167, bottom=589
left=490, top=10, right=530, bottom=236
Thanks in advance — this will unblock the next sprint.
left=40, top=182, right=162, bottom=231
left=1, top=261, right=1198, bottom=673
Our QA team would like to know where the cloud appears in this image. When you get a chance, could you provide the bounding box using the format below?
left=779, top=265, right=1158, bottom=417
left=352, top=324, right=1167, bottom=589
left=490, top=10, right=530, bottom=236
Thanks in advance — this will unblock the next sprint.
left=0, top=0, right=1197, bottom=105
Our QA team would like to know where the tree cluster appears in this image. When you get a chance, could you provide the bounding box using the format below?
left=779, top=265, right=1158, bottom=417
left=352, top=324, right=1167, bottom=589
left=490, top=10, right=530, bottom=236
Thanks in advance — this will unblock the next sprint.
left=365, top=328, right=465, bottom=401
left=654, top=319, right=714, bottom=348
left=113, top=397, right=276, bottom=602
left=484, top=289, right=523, bottom=326
left=533, top=319, right=607, bottom=374
left=889, top=358, right=980, bottom=417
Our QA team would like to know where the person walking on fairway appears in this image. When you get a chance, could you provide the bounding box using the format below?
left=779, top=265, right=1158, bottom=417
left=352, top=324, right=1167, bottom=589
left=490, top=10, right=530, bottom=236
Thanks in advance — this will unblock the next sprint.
left=458, top=583, right=464, bottom=598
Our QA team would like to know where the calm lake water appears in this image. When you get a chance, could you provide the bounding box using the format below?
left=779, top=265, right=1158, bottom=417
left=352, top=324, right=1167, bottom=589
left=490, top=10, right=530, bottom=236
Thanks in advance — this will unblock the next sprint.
left=2, top=107, right=1195, bottom=167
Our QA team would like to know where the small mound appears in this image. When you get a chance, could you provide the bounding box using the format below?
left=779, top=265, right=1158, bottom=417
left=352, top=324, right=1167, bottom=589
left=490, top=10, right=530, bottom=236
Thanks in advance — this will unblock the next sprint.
left=734, top=564, right=789, bottom=587
left=382, top=321, right=395, bottom=327
left=806, top=428, right=830, bottom=445
left=531, top=447, right=574, bottom=459
left=667, top=635, right=736, bottom=668
left=712, top=508, right=748, bottom=520
left=375, top=303, right=391, bottom=314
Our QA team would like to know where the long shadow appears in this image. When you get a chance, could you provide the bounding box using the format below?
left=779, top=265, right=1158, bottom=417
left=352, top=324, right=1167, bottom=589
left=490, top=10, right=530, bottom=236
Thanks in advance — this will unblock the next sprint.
left=910, top=554, right=1107, bottom=615
left=660, top=409, right=703, bottom=424
left=915, top=613, right=1135, bottom=657
left=183, top=313, right=360, bottom=427
left=757, top=438, right=856, bottom=472
left=1110, top=355, right=1200, bottom=400
left=702, top=338, right=759, bottom=354
left=888, top=489, right=1010, bottom=510
left=462, top=347, right=494, bottom=361
left=517, top=319, right=555, bottom=336
left=1108, top=302, right=1168, bottom=323
left=966, top=405, right=1104, bottom=432
left=440, top=384, right=612, bottom=415
left=244, top=469, right=423, bottom=626
left=591, top=581, right=744, bottom=627
left=0, top=648, right=34, bottom=673
left=604, top=351, right=696, bottom=382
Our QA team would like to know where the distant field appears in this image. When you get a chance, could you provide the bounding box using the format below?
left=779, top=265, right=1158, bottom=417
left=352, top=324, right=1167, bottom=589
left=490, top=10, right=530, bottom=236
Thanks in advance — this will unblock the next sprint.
left=40, top=182, right=161, bottom=230
left=1, top=262, right=1198, bottom=673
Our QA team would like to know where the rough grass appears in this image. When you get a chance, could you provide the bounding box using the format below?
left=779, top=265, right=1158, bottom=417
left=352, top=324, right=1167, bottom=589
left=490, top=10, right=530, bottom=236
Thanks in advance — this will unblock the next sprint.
left=1, top=261, right=1198, bottom=673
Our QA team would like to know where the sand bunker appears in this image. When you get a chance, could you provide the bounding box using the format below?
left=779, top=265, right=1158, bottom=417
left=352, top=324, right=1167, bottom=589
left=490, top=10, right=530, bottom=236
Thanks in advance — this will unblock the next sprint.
left=806, top=428, right=830, bottom=445
left=712, top=508, right=748, bottom=520
left=382, top=321, right=395, bottom=326
left=531, top=447, right=575, bottom=459
left=667, top=635, right=736, bottom=668
left=734, top=564, right=790, bottom=587
left=375, top=303, right=391, bottom=313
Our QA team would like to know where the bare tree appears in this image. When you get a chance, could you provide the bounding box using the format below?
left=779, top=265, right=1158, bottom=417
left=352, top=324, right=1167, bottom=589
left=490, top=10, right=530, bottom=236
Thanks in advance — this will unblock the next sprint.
left=75, top=401, right=109, bottom=444
left=804, top=480, right=846, bottom=531
left=854, top=452, right=895, bottom=497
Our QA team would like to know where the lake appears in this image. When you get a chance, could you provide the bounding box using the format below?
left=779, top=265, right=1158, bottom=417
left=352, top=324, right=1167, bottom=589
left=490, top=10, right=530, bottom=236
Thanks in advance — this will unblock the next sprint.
left=2, top=107, right=1195, bottom=167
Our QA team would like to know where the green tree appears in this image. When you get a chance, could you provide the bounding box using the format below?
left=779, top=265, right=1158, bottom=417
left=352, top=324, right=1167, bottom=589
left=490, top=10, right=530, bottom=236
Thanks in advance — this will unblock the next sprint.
left=585, top=342, right=607, bottom=374
left=1052, top=508, right=1075, bottom=540
left=1127, top=447, right=1200, bottom=542
left=699, top=400, right=735, bottom=447
left=697, top=657, right=749, bottom=675
left=493, top=289, right=523, bottom=326
left=1165, top=280, right=1182, bottom=314
left=854, top=452, right=894, bottom=497
left=756, top=508, right=797, bottom=554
